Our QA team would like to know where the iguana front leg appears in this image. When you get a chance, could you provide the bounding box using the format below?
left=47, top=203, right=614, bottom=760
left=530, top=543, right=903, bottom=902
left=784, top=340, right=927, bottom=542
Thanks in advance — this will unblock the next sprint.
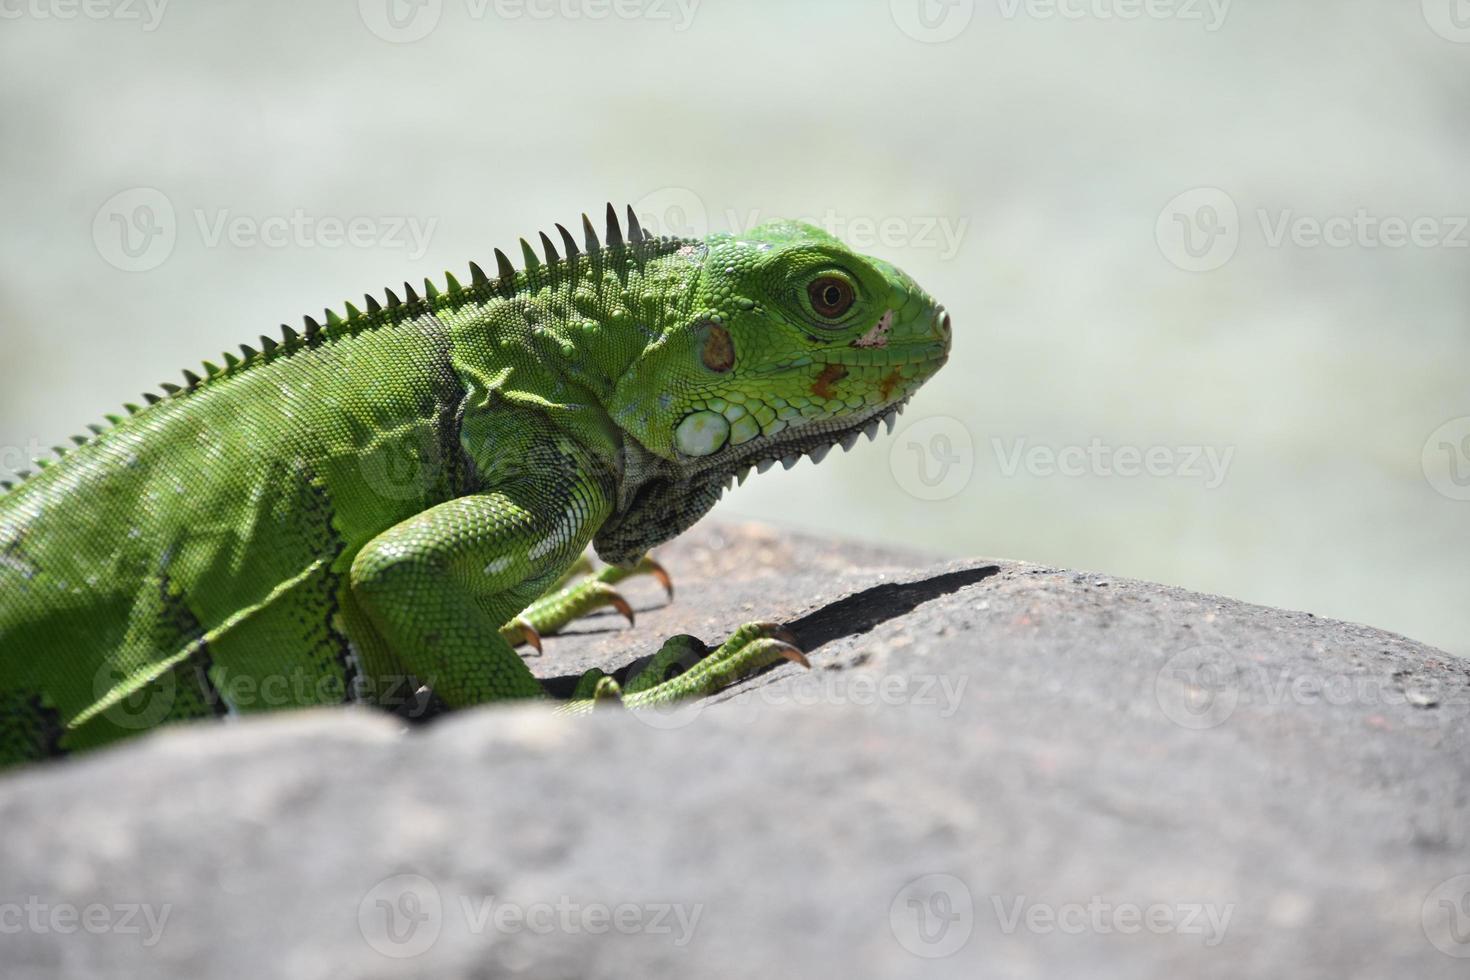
left=347, top=443, right=803, bottom=711
left=349, top=481, right=611, bottom=707
left=352, top=486, right=804, bottom=710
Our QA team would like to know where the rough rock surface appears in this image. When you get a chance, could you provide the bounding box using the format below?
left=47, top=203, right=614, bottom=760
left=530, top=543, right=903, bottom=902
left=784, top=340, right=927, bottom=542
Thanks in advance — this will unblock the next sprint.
left=2, top=522, right=1468, bottom=979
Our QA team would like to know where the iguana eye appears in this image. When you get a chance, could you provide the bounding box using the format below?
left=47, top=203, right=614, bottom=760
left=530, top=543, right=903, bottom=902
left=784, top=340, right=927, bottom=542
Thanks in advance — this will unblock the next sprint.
left=808, top=276, right=855, bottom=320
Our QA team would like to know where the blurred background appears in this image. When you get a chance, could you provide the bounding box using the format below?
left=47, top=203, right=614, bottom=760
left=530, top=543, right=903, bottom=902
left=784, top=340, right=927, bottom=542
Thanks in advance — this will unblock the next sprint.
left=1, top=0, right=1466, bottom=654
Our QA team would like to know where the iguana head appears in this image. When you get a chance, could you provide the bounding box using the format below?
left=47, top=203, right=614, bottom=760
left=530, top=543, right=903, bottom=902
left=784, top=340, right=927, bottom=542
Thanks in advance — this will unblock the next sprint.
left=597, top=218, right=951, bottom=563
left=613, top=219, right=952, bottom=477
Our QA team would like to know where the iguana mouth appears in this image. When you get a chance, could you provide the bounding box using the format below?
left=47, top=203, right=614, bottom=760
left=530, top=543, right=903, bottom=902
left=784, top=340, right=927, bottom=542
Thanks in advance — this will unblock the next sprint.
left=689, top=395, right=916, bottom=489
left=759, top=340, right=950, bottom=374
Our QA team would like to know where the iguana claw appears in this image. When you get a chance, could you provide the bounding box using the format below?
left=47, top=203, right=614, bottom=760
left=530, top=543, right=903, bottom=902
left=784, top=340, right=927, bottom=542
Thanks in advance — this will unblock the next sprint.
left=749, top=621, right=800, bottom=648
left=642, top=558, right=674, bottom=600
left=768, top=641, right=810, bottom=669
left=605, top=590, right=636, bottom=628
left=598, top=555, right=674, bottom=601
left=500, top=617, right=544, bottom=656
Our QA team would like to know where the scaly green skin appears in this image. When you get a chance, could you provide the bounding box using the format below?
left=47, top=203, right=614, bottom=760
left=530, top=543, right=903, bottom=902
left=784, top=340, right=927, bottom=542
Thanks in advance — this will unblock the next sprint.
left=0, top=205, right=951, bottom=767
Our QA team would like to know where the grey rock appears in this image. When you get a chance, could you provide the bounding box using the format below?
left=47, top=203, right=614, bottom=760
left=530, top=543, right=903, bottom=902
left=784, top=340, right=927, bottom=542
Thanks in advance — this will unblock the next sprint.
left=2, top=521, right=1468, bottom=979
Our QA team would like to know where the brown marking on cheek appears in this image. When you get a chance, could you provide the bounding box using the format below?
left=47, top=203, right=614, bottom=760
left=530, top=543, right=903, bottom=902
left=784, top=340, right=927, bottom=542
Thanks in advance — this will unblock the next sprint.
left=810, top=363, right=849, bottom=400
left=700, top=323, right=736, bottom=372
left=878, top=368, right=904, bottom=401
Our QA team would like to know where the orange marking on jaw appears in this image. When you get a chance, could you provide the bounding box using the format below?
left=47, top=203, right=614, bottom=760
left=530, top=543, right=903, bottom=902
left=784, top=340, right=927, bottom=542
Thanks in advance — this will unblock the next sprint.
left=878, top=368, right=903, bottom=401
left=811, top=364, right=848, bottom=399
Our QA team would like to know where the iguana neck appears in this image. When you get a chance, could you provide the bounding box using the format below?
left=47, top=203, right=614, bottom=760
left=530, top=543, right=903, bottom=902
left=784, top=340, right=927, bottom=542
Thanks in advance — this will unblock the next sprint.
left=454, top=234, right=703, bottom=410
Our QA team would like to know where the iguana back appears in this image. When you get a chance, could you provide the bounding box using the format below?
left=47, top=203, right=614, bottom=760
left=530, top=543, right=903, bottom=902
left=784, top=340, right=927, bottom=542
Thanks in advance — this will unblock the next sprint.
left=0, top=283, right=496, bottom=753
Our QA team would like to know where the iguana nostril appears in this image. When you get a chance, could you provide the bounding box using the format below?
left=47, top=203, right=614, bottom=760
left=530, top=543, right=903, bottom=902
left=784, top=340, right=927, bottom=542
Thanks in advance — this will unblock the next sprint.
left=935, top=307, right=952, bottom=339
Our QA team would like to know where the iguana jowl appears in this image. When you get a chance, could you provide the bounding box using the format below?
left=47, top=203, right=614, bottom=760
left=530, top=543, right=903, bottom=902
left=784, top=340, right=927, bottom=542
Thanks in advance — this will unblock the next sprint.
left=0, top=205, right=952, bottom=766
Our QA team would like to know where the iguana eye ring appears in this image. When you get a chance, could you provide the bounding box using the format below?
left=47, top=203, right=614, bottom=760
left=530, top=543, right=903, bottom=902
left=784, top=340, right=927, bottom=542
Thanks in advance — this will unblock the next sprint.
left=808, top=276, right=855, bottom=320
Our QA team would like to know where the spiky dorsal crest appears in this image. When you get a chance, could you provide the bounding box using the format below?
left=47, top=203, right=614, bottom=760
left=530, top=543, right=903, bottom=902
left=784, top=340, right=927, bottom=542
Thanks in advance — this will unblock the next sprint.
left=0, top=204, right=669, bottom=496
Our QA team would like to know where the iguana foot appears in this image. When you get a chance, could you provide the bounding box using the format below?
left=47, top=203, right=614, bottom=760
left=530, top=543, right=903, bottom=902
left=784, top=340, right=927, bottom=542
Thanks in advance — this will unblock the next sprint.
left=501, top=555, right=672, bottom=653
left=562, top=621, right=807, bottom=713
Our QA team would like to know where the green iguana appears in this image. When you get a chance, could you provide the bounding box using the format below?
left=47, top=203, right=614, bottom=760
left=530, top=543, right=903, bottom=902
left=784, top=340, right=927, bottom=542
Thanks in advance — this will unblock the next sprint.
left=0, top=205, right=951, bottom=767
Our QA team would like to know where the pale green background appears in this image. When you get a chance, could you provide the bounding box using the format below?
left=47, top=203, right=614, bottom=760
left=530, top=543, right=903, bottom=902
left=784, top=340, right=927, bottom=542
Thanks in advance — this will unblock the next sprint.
left=1, top=1, right=1466, bottom=654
